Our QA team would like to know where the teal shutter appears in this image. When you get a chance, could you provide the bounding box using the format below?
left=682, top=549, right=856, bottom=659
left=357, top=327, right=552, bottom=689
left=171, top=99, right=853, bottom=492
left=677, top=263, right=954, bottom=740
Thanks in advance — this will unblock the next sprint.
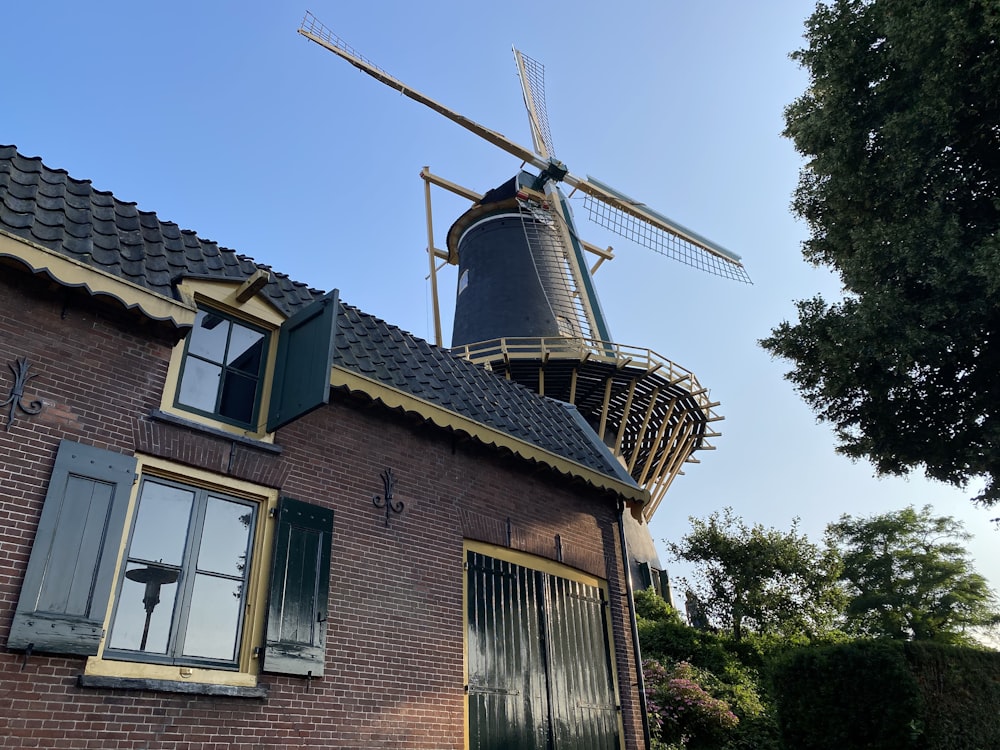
left=266, top=290, right=339, bottom=432
left=263, top=496, right=333, bottom=677
left=636, top=561, right=653, bottom=590
left=8, top=440, right=137, bottom=655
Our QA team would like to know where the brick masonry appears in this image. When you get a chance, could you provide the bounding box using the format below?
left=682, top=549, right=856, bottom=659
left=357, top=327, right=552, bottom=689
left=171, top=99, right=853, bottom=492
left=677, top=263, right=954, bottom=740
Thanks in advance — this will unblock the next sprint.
left=0, top=271, right=643, bottom=749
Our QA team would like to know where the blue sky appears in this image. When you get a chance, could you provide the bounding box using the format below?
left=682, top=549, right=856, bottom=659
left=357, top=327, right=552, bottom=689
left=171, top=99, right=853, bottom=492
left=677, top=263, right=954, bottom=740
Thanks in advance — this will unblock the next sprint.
left=6, top=1, right=999, bottom=602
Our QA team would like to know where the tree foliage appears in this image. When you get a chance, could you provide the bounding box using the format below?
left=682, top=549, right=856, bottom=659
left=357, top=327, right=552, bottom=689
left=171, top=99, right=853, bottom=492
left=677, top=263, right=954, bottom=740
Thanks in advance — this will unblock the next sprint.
left=668, top=509, right=843, bottom=641
left=826, top=505, right=1000, bottom=642
left=760, top=0, right=1000, bottom=504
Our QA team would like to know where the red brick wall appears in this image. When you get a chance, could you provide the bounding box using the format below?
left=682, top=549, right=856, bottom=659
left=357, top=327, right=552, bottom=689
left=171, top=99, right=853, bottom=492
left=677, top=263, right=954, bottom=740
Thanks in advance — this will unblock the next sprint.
left=0, top=272, right=643, bottom=749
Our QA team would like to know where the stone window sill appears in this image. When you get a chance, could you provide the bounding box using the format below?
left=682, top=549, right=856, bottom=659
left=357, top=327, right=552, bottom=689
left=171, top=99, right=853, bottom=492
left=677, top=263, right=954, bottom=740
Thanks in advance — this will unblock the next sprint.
left=78, top=674, right=268, bottom=699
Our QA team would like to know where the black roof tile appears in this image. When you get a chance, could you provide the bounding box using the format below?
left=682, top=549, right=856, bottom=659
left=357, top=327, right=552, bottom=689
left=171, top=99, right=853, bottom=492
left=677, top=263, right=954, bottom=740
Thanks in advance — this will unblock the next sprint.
left=0, top=145, right=634, bottom=489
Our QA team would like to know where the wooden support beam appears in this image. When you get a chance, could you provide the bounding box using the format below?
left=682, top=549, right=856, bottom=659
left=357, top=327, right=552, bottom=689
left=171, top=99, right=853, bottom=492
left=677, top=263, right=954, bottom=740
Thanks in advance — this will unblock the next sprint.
left=597, top=377, right=614, bottom=440
left=627, top=387, right=661, bottom=475
left=637, top=409, right=673, bottom=487
left=423, top=168, right=443, bottom=347
left=646, top=421, right=697, bottom=519
left=420, top=166, right=482, bottom=202
left=233, top=269, right=269, bottom=304
left=614, top=379, right=638, bottom=455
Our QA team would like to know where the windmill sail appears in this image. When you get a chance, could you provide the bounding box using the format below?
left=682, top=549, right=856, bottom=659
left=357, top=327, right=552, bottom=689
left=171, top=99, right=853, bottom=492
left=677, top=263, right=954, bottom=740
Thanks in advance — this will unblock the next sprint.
left=298, top=11, right=750, bottom=284
left=513, top=49, right=556, bottom=159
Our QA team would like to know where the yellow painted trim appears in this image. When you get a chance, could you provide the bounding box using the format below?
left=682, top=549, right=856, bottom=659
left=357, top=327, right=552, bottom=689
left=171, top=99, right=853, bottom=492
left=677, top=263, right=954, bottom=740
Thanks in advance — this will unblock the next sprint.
left=84, top=454, right=279, bottom=686
left=464, top=540, right=605, bottom=586
left=0, top=229, right=196, bottom=327
left=83, top=658, right=260, bottom=688
left=331, top=365, right=647, bottom=504
left=159, top=280, right=288, bottom=441
left=177, top=278, right=287, bottom=327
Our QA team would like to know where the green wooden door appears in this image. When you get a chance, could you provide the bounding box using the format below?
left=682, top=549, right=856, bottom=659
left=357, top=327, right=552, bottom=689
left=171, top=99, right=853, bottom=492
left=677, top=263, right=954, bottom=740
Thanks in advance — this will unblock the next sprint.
left=466, top=550, right=620, bottom=750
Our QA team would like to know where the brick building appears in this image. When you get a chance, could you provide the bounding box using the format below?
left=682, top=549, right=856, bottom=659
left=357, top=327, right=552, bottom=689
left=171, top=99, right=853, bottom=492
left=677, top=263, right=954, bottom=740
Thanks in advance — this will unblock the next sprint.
left=0, top=145, right=651, bottom=748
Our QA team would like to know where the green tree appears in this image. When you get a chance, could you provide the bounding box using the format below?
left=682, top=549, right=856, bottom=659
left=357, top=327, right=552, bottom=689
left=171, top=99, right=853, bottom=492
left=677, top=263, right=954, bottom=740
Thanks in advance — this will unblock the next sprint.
left=668, top=509, right=843, bottom=641
left=760, top=0, right=1000, bottom=505
left=827, top=505, right=1000, bottom=642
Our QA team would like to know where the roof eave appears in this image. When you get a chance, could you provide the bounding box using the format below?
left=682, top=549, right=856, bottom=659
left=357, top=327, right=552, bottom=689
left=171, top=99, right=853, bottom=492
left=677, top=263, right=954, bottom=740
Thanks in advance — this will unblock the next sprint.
left=0, top=229, right=196, bottom=328
left=330, top=364, right=649, bottom=504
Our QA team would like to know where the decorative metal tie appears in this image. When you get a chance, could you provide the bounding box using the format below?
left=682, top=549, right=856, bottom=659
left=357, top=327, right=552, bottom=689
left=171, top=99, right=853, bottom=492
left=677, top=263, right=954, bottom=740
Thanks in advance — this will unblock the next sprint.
left=372, top=468, right=404, bottom=527
left=1, top=357, right=43, bottom=432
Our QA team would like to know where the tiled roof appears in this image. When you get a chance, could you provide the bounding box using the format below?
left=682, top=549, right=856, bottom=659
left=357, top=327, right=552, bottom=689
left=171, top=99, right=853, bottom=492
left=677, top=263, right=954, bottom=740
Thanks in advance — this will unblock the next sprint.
left=336, top=303, right=636, bottom=478
left=0, top=145, right=320, bottom=317
left=0, top=145, right=634, bottom=489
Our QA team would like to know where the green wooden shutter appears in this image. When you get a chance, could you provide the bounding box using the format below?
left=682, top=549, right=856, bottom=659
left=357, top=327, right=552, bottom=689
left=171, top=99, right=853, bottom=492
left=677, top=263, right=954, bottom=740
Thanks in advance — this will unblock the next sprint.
left=263, top=496, right=333, bottom=677
left=8, top=440, right=137, bottom=655
left=266, top=290, right=339, bottom=432
left=466, top=551, right=622, bottom=750
left=546, top=576, right=620, bottom=750
left=636, top=560, right=653, bottom=590
left=655, top=568, right=672, bottom=604
left=466, top=551, right=551, bottom=749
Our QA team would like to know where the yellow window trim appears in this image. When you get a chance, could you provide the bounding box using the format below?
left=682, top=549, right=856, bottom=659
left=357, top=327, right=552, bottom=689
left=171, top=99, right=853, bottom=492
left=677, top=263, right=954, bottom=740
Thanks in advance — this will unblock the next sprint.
left=84, top=454, right=279, bottom=687
left=159, top=279, right=288, bottom=441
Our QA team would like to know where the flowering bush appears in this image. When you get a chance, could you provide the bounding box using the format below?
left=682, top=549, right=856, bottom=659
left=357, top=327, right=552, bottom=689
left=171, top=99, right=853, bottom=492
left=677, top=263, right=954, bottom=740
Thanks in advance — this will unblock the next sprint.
left=644, top=659, right=739, bottom=749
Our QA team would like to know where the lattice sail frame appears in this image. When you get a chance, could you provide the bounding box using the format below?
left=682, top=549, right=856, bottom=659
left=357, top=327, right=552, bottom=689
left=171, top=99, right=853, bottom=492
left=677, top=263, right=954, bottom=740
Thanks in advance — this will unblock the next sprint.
left=581, top=180, right=752, bottom=283
left=517, top=199, right=594, bottom=340
left=298, top=13, right=751, bottom=285
left=514, top=50, right=557, bottom=160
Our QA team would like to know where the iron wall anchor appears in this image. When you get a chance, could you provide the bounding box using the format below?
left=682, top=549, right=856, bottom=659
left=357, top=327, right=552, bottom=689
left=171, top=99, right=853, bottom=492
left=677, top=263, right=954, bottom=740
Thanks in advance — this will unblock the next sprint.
left=1, top=357, right=43, bottom=432
left=372, top=468, right=404, bottom=527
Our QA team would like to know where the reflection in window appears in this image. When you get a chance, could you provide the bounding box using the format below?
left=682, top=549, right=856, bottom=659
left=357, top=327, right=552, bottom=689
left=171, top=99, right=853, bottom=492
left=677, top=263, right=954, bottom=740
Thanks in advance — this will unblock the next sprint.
left=108, top=477, right=257, bottom=668
left=176, top=308, right=267, bottom=428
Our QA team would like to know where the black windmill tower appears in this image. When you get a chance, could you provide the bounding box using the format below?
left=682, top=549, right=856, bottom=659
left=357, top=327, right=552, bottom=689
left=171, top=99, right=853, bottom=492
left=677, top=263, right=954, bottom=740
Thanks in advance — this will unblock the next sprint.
left=299, top=13, right=751, bottom=582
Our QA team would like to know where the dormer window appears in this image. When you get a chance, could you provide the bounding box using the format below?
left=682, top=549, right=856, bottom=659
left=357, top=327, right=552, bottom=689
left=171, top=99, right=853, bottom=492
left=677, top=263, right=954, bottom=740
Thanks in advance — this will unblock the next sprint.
left=176, top=308, right=269, bottom=429
left=158, top=281, right=339, bottom=439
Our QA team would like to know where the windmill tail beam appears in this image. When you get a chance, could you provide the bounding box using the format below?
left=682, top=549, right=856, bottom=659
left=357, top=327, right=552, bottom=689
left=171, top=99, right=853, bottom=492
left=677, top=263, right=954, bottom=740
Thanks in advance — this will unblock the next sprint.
left=420, top=167, right=483, bottom=203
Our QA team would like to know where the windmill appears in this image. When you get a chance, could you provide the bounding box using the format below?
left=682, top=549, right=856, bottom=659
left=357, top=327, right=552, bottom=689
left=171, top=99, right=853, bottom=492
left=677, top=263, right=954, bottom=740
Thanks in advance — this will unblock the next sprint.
left=297, top=12, right=749, bottom=527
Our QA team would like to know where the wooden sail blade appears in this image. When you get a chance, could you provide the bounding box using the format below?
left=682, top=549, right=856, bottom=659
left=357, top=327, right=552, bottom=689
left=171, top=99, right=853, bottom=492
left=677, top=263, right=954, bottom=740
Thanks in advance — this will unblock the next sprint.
left=298, top=13, right=545, bottom=170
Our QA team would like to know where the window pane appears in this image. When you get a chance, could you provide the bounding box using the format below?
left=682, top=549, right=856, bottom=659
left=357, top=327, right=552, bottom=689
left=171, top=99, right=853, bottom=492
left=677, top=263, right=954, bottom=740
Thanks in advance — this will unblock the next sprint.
left=177, top=358, right=222, bottom=413
left=182, top=573, right=243, bottom=661
left=108, top=561, right=179, bottom=654
left=130, top=480, right=194, bottom=566
left=218, top=371, right=257, bottom=424
left=187, top=310, right=231, bottom=362
left=199, top=496, right=254, bottom=576
left=227, top=325, right=265, bottom=374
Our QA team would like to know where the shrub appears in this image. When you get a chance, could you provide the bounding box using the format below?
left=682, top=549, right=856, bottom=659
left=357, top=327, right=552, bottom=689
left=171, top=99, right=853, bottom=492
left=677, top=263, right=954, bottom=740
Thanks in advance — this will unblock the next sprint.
left=644, top=659, right=739, bottom=749
left=904, top=641, right=1000, bottom=749
left=769, top=640, right=923, bottom=750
